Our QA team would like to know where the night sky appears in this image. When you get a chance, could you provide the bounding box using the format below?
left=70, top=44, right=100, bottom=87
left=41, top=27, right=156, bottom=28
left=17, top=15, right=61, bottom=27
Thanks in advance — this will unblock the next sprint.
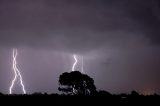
left=0, top=0, right=160, bottom=94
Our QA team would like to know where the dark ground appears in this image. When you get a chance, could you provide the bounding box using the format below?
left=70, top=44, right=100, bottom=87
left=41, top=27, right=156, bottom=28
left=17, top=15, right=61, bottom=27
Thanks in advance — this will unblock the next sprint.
left=0, top=93, right=160, bottom=105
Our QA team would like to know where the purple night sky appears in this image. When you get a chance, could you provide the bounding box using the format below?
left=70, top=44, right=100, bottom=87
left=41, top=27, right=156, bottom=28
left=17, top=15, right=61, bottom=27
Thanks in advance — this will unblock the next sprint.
left=0, top=0, right=160, bottom=94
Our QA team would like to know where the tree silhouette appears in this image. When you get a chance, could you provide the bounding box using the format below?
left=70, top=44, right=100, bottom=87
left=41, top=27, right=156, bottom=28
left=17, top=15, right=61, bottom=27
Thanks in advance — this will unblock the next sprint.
left=58, top=71, right=97, bottom=95
left=131, top=90, right=139, bottom=96
left=97, top=90, right=112, bottom=96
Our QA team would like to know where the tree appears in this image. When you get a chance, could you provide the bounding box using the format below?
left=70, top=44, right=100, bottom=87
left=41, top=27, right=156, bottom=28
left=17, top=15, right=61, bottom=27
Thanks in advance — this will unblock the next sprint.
left=58, top=71, right=96, bottom=95
left=131, top=90, right=139, bottom=96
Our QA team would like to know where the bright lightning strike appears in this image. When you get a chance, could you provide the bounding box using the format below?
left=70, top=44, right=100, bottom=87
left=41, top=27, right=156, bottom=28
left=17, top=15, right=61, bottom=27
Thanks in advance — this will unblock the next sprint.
left=9, top=48, right=26, bottom=94
left=81, top=56, right=84, bottom=73
left=72, top=55, right=78, bottom=71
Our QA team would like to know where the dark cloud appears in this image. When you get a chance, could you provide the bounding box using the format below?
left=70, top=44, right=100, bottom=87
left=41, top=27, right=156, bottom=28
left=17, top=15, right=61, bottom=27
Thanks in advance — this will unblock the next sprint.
left=0, top=0, right=159, bottom=50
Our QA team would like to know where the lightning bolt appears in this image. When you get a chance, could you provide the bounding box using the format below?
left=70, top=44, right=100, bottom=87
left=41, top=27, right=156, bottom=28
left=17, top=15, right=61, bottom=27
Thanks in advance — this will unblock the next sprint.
left=71, top=55, right=85, bottom=94
left=81, top=56, right=84, bottom=73
left=9, top=48, right=26, bottom=94
left=72, top=55, right=78, bottom=71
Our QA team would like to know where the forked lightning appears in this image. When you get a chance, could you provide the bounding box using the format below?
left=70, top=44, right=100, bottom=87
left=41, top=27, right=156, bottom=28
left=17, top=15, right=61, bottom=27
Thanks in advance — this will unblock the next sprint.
left=9, top=48, right=26, bottom=94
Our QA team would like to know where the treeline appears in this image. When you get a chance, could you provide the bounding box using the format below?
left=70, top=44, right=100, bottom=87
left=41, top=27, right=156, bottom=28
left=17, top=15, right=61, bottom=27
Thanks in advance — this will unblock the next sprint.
left=0, top=90, right=159, bottom=96
left=0, top=91, right=160, bottom=105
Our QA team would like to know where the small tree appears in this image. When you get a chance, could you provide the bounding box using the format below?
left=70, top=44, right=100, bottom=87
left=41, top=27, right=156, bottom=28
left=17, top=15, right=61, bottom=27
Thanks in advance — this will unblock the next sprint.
left=58, top=71, right=96, bottom=95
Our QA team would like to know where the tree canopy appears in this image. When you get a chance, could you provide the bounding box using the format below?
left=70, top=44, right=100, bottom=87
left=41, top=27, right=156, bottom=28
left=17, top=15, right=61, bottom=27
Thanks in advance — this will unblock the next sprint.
left=58, top=71, right=96, bottom=95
